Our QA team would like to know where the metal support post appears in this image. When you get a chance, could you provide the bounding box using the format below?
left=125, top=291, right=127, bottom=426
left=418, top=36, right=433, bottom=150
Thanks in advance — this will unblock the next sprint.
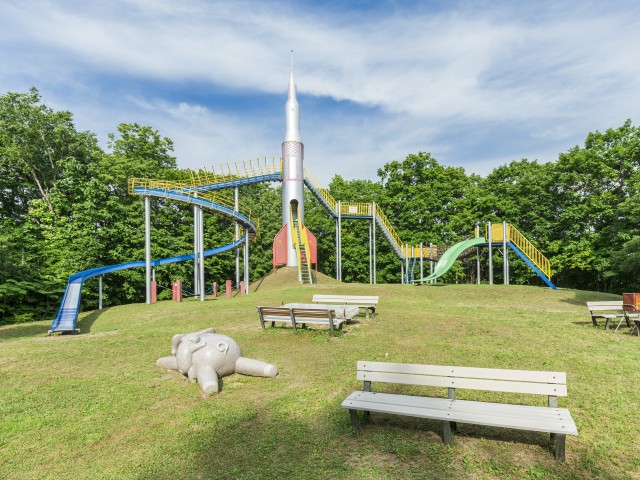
left=199, top=207, right=205, bottom=302
left=145, top=196, right=151, bottom=304
left=503, top=221, right=509, bottom=285
left=193, top=204, right=199, bottom=297
left=372, top=202, right=377, bottom=284
left=369, top=220, right=372, bottom=284
left=488, top=222, right=494, bottom=285
left=98, top=275, right=103, bottom=310
left=476, top=247, right=481, bottom=284
left=235, top=187, right=240, bottom=288
left=337, top=201, right=342, bottom=282
left=244, top=234, right=250, bottom=295
left=429, top=242, right=434, bottom=276
left=420, top=243, right=424, bottom=279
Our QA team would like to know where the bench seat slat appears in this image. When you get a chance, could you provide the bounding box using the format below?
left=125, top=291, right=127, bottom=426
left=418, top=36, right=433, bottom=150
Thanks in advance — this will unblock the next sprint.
left=261, top=315, right=346, bottom=327
left=345, top=391, right=573, bottom=424
left=357, top=371, right=568, bottom=396
left=358, top=361, right=566, bottom=384
left=313, top=294, right=378, bottom=302
left=342, top=391, right=577, bottom=435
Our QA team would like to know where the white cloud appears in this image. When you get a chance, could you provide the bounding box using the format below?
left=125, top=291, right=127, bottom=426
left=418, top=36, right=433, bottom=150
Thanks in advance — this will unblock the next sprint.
left=1, top=0, right=639, bottom=184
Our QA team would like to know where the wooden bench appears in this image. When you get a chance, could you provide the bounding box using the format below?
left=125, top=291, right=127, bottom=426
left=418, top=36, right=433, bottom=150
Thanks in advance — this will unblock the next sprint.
left=586, top=301, right=635, bottom=330
left=342, top=361, right=578, bottom=461
left=256, top=306, right=345, bottom=336
left=312, top=294, right=379, bottom=318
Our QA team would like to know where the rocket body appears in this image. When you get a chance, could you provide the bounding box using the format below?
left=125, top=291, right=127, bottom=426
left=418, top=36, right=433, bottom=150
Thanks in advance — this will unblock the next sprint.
left=281, top=71, right=304, bottom=267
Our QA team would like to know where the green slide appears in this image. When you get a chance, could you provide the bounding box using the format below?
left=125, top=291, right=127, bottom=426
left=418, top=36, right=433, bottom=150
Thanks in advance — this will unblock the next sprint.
left=415, top=237, right=486, bottom=283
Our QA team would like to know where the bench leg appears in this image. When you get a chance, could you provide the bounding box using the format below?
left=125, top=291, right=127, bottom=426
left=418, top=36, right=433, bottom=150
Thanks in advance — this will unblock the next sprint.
left=442, top=421, right=454, bottom=444
left=555, top=434, right=566, bottom=462
left=604, top=318, right=611, bottom=330
left=591, top=315, right=598, bottom=327
left=349, top=409, right=361, bottom=432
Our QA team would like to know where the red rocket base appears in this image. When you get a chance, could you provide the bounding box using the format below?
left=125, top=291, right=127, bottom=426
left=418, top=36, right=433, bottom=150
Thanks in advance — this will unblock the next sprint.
left=273, top=223, right=317, bottom=270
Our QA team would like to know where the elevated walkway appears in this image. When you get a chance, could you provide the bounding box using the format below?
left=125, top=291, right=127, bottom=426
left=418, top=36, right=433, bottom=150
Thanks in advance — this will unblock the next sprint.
left=143, top=160, right=554, bottom=288
left=50, top=179, right=259, bottom=334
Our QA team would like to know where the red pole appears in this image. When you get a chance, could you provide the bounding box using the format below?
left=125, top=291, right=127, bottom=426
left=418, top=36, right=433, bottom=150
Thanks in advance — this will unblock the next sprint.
left=150, top=280, right=157, bottom=303
left=225, top=280, right=232, bottom=298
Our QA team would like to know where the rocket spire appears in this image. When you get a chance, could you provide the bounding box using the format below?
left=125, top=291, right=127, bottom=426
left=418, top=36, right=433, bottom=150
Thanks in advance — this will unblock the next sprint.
left=284, top=50, right=301, bottom=143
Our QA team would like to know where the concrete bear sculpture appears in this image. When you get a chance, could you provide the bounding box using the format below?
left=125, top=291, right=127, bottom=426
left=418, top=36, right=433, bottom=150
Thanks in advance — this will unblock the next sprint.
left=156, top=328, right=278, bottom=395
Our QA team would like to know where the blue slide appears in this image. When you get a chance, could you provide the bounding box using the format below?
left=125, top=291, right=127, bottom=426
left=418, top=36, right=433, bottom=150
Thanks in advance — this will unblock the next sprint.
left=50, top=187, right=257, bottom=334
left=49, top=237, right=246, bottom=334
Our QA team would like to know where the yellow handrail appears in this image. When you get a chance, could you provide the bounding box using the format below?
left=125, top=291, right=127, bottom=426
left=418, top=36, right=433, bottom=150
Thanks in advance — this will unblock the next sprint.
left=507, top=224, right=552, bottom=279
left=303, top=168, right=337, bottom=212
left=190, top=157, right=282, bottom=187
left=485, top=223, right=551, bottom=279
left=289, top=203, right=313, bottom=283
left=373, top=204, right=404, bottom=253
left=128, top=177, right=258, bottom=241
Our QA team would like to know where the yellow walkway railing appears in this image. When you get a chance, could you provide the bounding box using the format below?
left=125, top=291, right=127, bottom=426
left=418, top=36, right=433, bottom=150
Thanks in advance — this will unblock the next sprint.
left=190, top=157, right=282, bottom=187
left=303, top=168, right=337, bottom=212
left=486, top=223, right=551, bottom=279
left=303, top=169, right=436, bottom=259
left=128, top=178, right=260, bottom=240
left=131, top=164, right=551, bottom=273
left=289, top=203, right=313, bottom=284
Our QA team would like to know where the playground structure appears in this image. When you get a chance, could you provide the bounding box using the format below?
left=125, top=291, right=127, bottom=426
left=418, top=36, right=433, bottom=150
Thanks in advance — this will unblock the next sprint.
left=49, top=156, right=556, bottom=333
left=48, top=185, right=257, bottom=334
left=415, top=222, right=556, bottom=289
left=49, top=64, right=556, bottom=334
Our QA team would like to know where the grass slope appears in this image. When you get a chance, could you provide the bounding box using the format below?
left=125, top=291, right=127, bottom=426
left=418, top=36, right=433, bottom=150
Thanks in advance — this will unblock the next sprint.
left=1, top=270, right=639, bottom=479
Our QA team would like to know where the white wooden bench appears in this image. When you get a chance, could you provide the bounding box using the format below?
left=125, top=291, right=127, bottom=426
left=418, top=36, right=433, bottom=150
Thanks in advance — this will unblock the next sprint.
left=342, top=361, right=578, bottom=461
left=312, top=294, right=379, bottom=318
left=256, top=306, right=345, bottom=336
left=586, top=301, right=635, bottom=330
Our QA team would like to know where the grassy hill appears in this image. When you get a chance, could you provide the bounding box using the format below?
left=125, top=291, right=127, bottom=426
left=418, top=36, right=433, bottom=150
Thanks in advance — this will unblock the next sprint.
left=1, top=269, right=638, bottom=479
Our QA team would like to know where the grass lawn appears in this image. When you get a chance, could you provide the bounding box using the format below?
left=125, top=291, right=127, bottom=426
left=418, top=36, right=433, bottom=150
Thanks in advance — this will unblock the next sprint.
left=1, top=268, right=639, bottom=479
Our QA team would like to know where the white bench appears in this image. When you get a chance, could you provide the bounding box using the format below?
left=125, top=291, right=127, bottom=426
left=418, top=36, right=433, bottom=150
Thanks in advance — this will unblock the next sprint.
left=256, top=306, right=345, bottom=336
left=586, top=301, right=635, bottom=330
left=342, top=361, right=578, bottom=461
left=312, top=294, right=378, bottom=318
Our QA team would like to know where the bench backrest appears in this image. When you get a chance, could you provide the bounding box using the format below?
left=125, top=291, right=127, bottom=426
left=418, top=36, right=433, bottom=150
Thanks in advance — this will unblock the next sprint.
left=313, top=294, right=378, bottom=305
left=256, top=306, right=336, bottom=319
left=257, top=306, right=291, bottom=317
left=587, top=301, right=623, bottom=311
left=357, top=361, right=567, bottom=397
left=291, top=308, right=336, bottom=319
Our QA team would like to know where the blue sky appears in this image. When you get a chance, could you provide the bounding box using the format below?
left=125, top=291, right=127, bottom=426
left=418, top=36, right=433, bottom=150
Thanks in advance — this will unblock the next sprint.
left=2, top=0, right=640, bottom=185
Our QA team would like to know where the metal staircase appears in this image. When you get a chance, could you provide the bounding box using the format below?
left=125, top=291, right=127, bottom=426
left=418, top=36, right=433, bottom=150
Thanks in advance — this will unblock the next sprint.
left=487, top=223, right=552, bottom=281
left=289, top=201, right=314, bottom=284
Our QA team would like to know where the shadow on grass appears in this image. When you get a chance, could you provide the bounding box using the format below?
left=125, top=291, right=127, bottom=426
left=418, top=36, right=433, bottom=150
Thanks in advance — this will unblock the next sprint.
left=562, top=290, right=621, bottom=306
left=76, top=308, right=107, bottom=333
left=130, top=398, right=618, bottom=480
left=0, top=321, right=51, bottom=339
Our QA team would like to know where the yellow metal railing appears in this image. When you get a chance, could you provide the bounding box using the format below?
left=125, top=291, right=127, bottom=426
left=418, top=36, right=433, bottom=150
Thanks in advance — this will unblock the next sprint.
left=340, top=202, right=373, bottom=217
left=128, top=177, right=259, bottom=240
left=485, top=223, right=551, bottom=279
left=303, top=168, right=337, bottom=212
left=373, top=204, right=404, bottom=254
left=400, top=243, right=441, bottom=260
left=190, top=157, right=282, bottom=187
left=289, top=203, right=313, bottom=283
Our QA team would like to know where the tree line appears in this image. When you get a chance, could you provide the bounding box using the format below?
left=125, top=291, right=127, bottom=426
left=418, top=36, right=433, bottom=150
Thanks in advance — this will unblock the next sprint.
left=1, top=88, right=638, bottom=325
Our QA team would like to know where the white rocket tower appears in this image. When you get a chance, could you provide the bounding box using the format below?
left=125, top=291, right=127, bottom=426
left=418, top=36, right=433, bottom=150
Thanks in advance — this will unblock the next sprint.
left=281, top=52, right=305, bottom=267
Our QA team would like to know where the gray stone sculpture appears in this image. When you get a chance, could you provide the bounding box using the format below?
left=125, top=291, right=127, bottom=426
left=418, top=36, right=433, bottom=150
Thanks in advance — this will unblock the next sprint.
left=156, top=328, right=278, bottom=395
